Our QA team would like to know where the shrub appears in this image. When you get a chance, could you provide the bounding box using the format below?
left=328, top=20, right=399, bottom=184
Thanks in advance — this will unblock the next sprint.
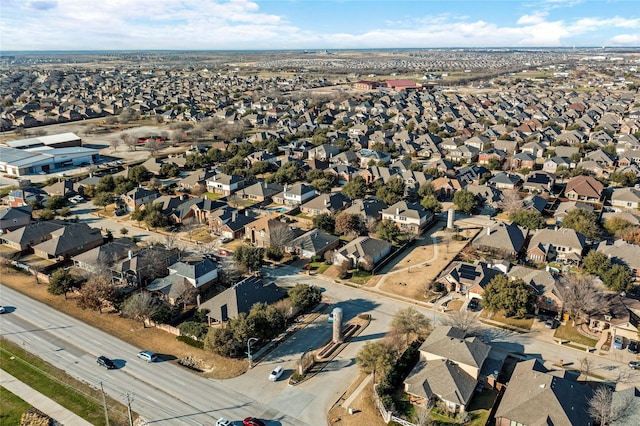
left=177, top=335, right=204, bottom=349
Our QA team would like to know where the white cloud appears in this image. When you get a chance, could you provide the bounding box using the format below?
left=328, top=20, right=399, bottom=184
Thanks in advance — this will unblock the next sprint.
left=517, top=12, right=548, bottom=25
left=609, top=34, right=640, bottom=45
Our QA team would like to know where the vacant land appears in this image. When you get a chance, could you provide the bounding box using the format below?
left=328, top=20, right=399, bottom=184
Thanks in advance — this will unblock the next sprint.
left=1, top=269, right=247, bottom=379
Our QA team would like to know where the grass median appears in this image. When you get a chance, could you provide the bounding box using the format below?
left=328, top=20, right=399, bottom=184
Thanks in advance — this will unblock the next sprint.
left=0, top=338, right=131, bottom=426
left=0, top=386, right=31, bottom=425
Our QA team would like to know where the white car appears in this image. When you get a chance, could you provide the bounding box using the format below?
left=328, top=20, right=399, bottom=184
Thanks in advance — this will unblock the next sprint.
left=0, top=306, right=5, bottom=314
left=269, top=365, right=284, bottom=381
left=137, top=350, right=157, bottom=362
left=216, top=419, right=231, bottom=426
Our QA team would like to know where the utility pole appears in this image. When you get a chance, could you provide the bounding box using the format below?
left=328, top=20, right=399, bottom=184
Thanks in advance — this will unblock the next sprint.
left=100, top=381, right=110, bottom=426
left=125, top=392, right=134, bottom=426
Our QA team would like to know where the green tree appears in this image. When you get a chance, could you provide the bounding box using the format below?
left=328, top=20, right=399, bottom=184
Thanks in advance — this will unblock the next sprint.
left=375, top=176, right=405, bottom=205
left=233, top=246, right=264, bottom=273
left=582, top=250, right=611, bottom=277
left=417, top=182, right=434, bottom=198
left=128, top=165, right=150, bottom=183
left=561, top=208, right=600, bottom=239
left=341, top=176, right=368, bottom=199
left=47, top=268, right=76, bottom=299
left=377, top=219, right=401, bottom=243
left=390, top=307, right=431, bottom=346
left=453, top=190, right=477, bottom=214
left=420, top=195, right=442, bottom=213
left=93, top=192, right=113, bottom=211
left=178, top=321, right=210, bottom=341
left=46, top=196, right=66, bottom=210
left=482, top=275, right=536, bottom=318
left=602, top=264, right=633, bottom=292
left=603, top=217, right=633, bottom=235
left=509, top=209, right=545, bottom=230
left=97, top=175, right=115, bottom=193
left=288, top=284, right=322, bottom=312
left=159, top=163, right=180, bottom=178
left=355, top=341, right=397, bottom=382
left=312, top=213, right=335, bottom=233
left=311, top=178, right=332, bottom=193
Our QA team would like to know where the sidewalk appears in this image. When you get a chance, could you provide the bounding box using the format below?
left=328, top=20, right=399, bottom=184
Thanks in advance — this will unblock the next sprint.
left=0, top=369, right=93, bottom=426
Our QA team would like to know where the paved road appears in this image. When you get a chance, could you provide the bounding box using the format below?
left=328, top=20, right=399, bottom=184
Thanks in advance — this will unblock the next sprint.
left=0, top=285, right=305, bottom=426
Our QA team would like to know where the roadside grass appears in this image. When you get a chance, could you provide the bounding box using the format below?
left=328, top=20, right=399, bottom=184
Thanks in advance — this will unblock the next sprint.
left=480, top=311, right=534, bottom=330
left=349, top=270, right=372, bottom=285
left=446, top=300, right=463, bottom=311
left=0, top=339, right=130, bottom=426
left=0, top=386, right=31, bottom=425
left=554, top=325, right=598, bottom=347
left=184, top=228, right=215, bottom=243
left=309, top=262, right=330, bottom=275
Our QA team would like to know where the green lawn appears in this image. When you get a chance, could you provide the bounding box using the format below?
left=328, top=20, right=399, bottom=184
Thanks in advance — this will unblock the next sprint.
left=554, top=324, right=598, bottom=347
left=0, top=339, right=130, bottom=425
left=480, top=311, right=534, bottom=330
left=349, top=270, right=372, bottom=285
left=203, top=192, right=223, bottom=200
left=309, top=262, right=330, bottom=274
left=0, top=386, right=31, bottom=425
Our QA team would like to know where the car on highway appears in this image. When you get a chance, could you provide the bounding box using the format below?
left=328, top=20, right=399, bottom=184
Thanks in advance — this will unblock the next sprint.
left=630, top=361, right=640, bottom=370
left=243, top=418, right=266, bottom=426
left=269, top=365, right=284, bottom=381
left=628, top=340, right=639, bottom=354
left=215, top=419, right=231, bottom=426
left=96, top=356, right=115, bottom=369
left=467, top=298, right=479, bottom=311
left=137, top=350, right=157, bottom=362
left=613, top=336, right=624, bottom=350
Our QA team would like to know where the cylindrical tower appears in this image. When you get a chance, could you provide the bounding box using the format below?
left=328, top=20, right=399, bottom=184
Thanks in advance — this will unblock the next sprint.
left=332, top=307, right=343, bottom=343
left=447, top=208, right=455, bottom=229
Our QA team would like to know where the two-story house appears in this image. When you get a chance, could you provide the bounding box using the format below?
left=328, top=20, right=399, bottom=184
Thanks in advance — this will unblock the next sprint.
left=526, top=228, right=586, bottom=265
left=122, top=187, right=160, bottom=211
left=206, top=173, right=245, bottom=196
left=381, top=201, right=433, bottom=235
left=272, top=183, right=317, bottom=206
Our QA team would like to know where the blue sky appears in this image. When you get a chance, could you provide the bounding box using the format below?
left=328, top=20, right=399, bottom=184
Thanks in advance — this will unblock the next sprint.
left=1, top=0, right=638, bottom=51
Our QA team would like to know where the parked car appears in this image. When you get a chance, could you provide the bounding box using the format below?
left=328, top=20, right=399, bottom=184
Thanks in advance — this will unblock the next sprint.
left=215, top=419, right=231, bottom=426
left=467, top=299, right=479, bottom=311
left=137, top=350, right=157, bottom=362
left=243, top=418, right=266, bottom=426
left=96, top=356, right=115, bottom=369
left=218, top=250, right=229, bottom=256
left=630, top=361, right=640, bottom=370
left=220, top=237, right=232, bottom=244
left=269, top=365, right=284, bottom=381
left=545, top=319, right=559, bottom=329
left=613, top=336, right=624, bottom=350
left=628, top=340, right=638, bottom=354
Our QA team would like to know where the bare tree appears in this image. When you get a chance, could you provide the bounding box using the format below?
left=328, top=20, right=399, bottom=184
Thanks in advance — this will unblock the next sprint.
left=579, top=357, right=594, bottom=381
left=269, top=223, right=293, bottom=252
left=413, top=405, right=432, bottom=426
left=559, top=274, right=607, bottom=325
left=76, top=275, right=116, bottom=313
left=587, top=385, right=635, bottom=426
left=121, top=133, right=137, bottom=151
left=0, top=251, right=18, bottom=273
left=175, top=280, right=198, bottom=307
left=146, top=138, right=162, bottom=157
left=498, top=188, right=523, bottom=213
left=122, top=291, right=161, bottom=327
left=171, top=129, right=185, bottom=144
left=391, top=307, right=431, bottom=348
left=439, top=309, right=481, bottom=336
left=109, top=138, right=119, bottom=153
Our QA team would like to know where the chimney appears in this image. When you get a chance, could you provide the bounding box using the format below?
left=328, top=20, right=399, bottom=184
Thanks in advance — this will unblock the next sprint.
left=487, top=227, right=491, bottom=236
left=264, top=181, right=268, bottom=189
left=324, top=198, right=329, bottom=206
left=128, top=250, right=133, bottom=259
left=232, top=211, right=237, bottom=222
left=396, top=208, right=400, bottom=215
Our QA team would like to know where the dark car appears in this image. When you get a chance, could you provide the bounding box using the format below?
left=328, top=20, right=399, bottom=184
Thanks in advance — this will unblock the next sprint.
left=467, top=299, right=479, bottom=311
left=545, top=319, right=559, bottom=329
left=96, top=356, right=115, bottom=369
left=629, top=361, right=640, bottom=370
left=628, top=340, right=639, bottom=354
left=243, top=417, right=266, bottom=426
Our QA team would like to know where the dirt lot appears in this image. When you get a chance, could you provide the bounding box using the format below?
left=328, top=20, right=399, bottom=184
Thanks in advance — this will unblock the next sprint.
left=1, top=269, right=247, bottom=379
left=327, top=374, right=386, bottom=426
left=367, top=224, right=481, bottom=301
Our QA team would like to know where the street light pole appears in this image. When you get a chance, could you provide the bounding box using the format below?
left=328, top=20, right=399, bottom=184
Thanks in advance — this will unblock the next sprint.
left=247, top=337, right=258, bottom=369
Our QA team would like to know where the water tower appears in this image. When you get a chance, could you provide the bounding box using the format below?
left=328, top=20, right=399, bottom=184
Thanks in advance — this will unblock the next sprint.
left=332, top=307, right=343, bottom=343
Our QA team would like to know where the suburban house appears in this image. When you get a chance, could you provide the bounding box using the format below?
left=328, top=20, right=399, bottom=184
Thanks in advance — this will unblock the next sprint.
left=522, top=171, right=555, bottom=193
left=508, top=266, right=563, bottom=316
left=342, top=198, right=388, bottom=223
left=300, top=192, right=351, bottom=216
left=431, top=177, right=463, bottom=200
left=381, top=201, right=433, bottom=235
left=1, top=220, right=65, bottom=251
left=437, top=261, right=503, bottom=298
left=285, top=229, right=340, bottom=259
left=42, top=179, right=76, bottom=198
left=4, top=187, right=49, bottom=208
left=201, top=276, right=286, bottom=323
left=564, top=175, right=604, bottom=204
left=0, top=206, right=31, bottom=233
left=597, top=239, right=640, bottom=278
left=110, top=246, right=178, bottom=286
left=122, top=187, right=160, bottom=211
left=494, top=359, right=593, bottom=426
left=272, top=183, right=317, bottom=206
left=404, top=326, right=503, bottom=414
left=588, top=293, right=639, bottom=341
left=236, top=181, right=283, bottom=203
left=72, top=238, right=139, bottom=276
left=245, top=215, right=294, bottom=248
left=206, top=173, right=245, bottom=196
left=526, top=228, right=586, bottom=265
left=611, top=187, right=640, bottom=210
left=333, top=236, right=391, bottom=267
left=32, top=222, right=104, bottom=260
left=146, top=257, right=219, bottom=302
left=471, top=222, right=527, bottom=260
left=209, top=209, right=256, bottom=240
left=553, top=201, right=594, bottom=224
left=487, top=172, right=522, bottom=190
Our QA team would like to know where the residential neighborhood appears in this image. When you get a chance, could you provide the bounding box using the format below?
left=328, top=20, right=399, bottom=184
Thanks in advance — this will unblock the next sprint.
left=1, top=48, right=640, bottom=426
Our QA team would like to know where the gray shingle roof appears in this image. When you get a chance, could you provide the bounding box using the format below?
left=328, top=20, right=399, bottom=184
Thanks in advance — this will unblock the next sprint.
left=419, top=326, right=491, bottom=370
